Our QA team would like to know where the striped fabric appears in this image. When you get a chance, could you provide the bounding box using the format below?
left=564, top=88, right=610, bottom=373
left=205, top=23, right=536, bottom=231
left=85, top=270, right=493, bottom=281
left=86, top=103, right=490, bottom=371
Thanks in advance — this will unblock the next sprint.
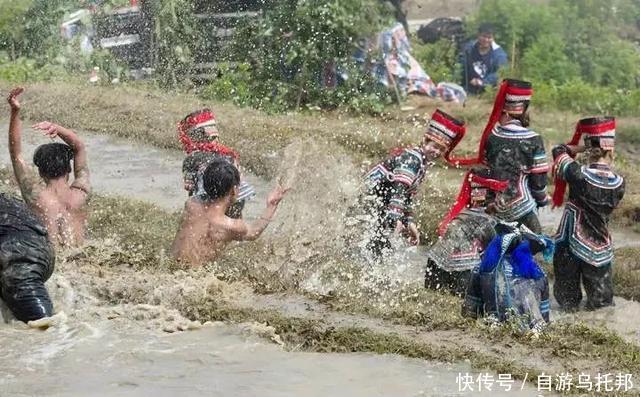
left=492, top=122, right=539, bottom=139
left=425, top=118, right=458, bottom=148
left=581, top=165, right=624, bottom=189
left=530, top=152, right=550, bottom=174
left=552, top=152, right=574, bottom=180
left=555, top=203, right=614, bottom=267
left=494, top=174, right=537, bottom=222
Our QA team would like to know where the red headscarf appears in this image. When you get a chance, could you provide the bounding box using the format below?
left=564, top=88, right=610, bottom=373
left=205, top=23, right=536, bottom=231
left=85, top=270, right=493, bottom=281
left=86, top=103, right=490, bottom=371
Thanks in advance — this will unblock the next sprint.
left=552, top=116, right=616, bottom=207
left=437, top=169, right=509, bottom=236
left=446, top=79, right=533, bottom=166
left=177, top=109, right=238, bottom=159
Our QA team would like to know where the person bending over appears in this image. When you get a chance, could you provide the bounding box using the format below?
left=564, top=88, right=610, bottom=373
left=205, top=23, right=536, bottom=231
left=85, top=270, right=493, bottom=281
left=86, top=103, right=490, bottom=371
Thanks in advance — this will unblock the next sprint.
left=0, top=193, right=55, bottom=322
left=172, top=159, right=288, bottom=265
left=7, top=87, right=91, bottom=247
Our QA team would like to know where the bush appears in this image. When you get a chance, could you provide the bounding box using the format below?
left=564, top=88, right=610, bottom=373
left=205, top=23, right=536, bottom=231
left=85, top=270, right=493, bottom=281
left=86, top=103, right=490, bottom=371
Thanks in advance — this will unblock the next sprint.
left=411, top=37, right=460, bottom=83
left=0, top=56, right=67, bottom=82
left=199, top=63, right=254, bottom=106
left=532, top=79, right=640, bottom=116
left=520, top=35, right=579, bottom=84
left=223, top=0, right=394, bottom=113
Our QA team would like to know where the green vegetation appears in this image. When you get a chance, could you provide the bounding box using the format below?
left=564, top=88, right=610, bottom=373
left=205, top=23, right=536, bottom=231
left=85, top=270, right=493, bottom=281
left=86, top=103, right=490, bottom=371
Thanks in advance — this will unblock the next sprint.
left=3, top=0, right=640, bottom=117
left=204, top=0, right=394, bottom=113
left=469, top=0, right=640, bottom=115
left=412, top=37, right=460, bottom=84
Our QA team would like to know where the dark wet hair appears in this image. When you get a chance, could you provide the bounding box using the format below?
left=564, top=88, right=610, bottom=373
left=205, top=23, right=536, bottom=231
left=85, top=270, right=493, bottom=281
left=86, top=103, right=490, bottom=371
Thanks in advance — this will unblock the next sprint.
left=33, top=143, right=74, bottom=179
left=478, top=23, right=495, bottom=35
left=203, top=158, right=240, bottom=200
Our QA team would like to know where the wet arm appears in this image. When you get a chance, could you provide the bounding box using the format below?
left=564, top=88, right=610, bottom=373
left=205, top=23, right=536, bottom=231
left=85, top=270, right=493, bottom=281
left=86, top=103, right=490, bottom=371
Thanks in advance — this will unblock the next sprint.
left=9, top=108, right=41, bottom=204
left=57, top=126, right=91, bottom=197
left=231, top=204, right=277, bottom=241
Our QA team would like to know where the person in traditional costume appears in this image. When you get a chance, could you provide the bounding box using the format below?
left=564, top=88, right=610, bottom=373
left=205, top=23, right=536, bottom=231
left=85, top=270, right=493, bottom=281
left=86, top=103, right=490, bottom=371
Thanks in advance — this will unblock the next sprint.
left=447, top=79, right=549, bottom=233
left=424, top=167, right=508, bottom=295
left=461, top=222, right=553, bottom=333
left=178, top=109, right=255, bottom=218
left=363, top=109, right=466, bottom=257
left=551, top=117, right=625, bottom=310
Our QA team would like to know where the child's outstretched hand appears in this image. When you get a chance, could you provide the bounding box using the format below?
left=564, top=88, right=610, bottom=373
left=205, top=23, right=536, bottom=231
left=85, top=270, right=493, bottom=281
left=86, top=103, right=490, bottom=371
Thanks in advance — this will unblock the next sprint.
left=267, top=184, right=290, bottom=207
left=7, top=87, right=24, bottom=111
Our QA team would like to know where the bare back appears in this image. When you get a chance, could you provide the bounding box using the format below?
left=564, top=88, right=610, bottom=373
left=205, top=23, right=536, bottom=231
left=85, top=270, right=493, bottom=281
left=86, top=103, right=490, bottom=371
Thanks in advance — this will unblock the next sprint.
left=30, top=183, right=88, bottom=247
left=7, top=95, right=91, bottom=248
left=172, top=198, right=238, bottom=265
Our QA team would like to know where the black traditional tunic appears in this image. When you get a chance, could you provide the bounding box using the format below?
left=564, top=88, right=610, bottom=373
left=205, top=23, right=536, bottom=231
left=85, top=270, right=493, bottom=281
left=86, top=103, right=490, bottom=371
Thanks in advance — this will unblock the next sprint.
left=484, top=120, right=549, bottom=228
left=0, top=193, right=55, bottom=322
left=552, top=145, right=625, bottom=267
left=551, top=145, right=625, bottom=310
left=364, top=146, right=428, bottom=227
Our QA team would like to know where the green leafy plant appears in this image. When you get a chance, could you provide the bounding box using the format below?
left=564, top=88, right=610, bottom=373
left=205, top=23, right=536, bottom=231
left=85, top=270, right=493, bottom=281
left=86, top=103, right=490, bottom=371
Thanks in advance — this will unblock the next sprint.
left=224, top=0, right=394, bottom=113
left=411, top=37, right=459, bottom=83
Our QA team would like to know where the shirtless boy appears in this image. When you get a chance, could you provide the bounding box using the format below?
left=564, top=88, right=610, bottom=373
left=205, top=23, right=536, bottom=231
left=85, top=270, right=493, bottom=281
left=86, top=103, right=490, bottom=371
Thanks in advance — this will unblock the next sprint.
left=172, top=159, right=288, bottom=265
left=7, top=87, right=91, bottom=247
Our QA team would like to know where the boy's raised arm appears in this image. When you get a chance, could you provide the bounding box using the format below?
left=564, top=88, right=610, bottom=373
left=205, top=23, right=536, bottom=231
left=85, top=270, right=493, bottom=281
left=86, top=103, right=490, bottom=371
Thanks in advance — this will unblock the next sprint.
left=32, top=121, right=91, bottom=199
left=7, top=87, right=41, bottom=204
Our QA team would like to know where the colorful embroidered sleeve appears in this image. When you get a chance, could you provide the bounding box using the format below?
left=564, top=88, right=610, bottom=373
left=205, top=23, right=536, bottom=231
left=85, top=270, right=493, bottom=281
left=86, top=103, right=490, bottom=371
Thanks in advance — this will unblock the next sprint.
left=385, top=151, right=422, bottom=225
left=527, top=137, right=549, bottom=206
left=551, top=144, right=582, bottom=184
left=528, top=136, right=550, bottom=174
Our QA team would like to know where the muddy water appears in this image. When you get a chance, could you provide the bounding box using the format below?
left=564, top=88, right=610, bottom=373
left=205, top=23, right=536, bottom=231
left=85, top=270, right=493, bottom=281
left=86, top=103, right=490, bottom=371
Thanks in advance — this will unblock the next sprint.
left=0, top=127, right=541, bottom=396
left=0, top=124, right=635, bottom=394
left=0, top=318, right=543, bottom=397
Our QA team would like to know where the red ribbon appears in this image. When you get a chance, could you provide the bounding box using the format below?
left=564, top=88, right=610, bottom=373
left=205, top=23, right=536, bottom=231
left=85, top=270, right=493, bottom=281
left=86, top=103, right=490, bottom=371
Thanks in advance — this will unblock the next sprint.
left=437, top=171, right=509, bottom=236
left=445, top=81, right=508, bottom=166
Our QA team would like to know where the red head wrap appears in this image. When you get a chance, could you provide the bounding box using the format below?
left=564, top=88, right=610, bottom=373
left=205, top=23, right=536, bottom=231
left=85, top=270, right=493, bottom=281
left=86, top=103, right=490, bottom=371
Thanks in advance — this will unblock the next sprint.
left=437, top=169, right=509, bottom=236
left=551, top=116, right=615, bottom=207
left=446, top=79, right=533, bottom=166
left=177, top=109, right=238, bottom=159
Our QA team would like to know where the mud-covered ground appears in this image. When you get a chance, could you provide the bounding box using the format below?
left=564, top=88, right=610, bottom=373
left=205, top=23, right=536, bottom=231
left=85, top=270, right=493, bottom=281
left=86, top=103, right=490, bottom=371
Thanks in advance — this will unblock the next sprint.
left=1, top=80, right=640, bottom=395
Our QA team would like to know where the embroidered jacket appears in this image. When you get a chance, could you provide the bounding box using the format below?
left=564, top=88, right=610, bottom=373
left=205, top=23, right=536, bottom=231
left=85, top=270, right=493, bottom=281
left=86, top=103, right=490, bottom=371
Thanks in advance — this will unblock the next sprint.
left=364, top=147, right=428, bottom=225
left=427, top=208, right=497, bottom=272
left=183, top=151, right=256, bottom=202
left=484, top=120, right=549, bottom=221
left=552, top=145, right=625, bottom=267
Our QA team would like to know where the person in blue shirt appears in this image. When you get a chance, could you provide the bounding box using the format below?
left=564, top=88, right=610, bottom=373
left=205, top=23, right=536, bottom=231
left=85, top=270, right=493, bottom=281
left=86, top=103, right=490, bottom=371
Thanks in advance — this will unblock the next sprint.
left=460, top=24, right=508, bottom=95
